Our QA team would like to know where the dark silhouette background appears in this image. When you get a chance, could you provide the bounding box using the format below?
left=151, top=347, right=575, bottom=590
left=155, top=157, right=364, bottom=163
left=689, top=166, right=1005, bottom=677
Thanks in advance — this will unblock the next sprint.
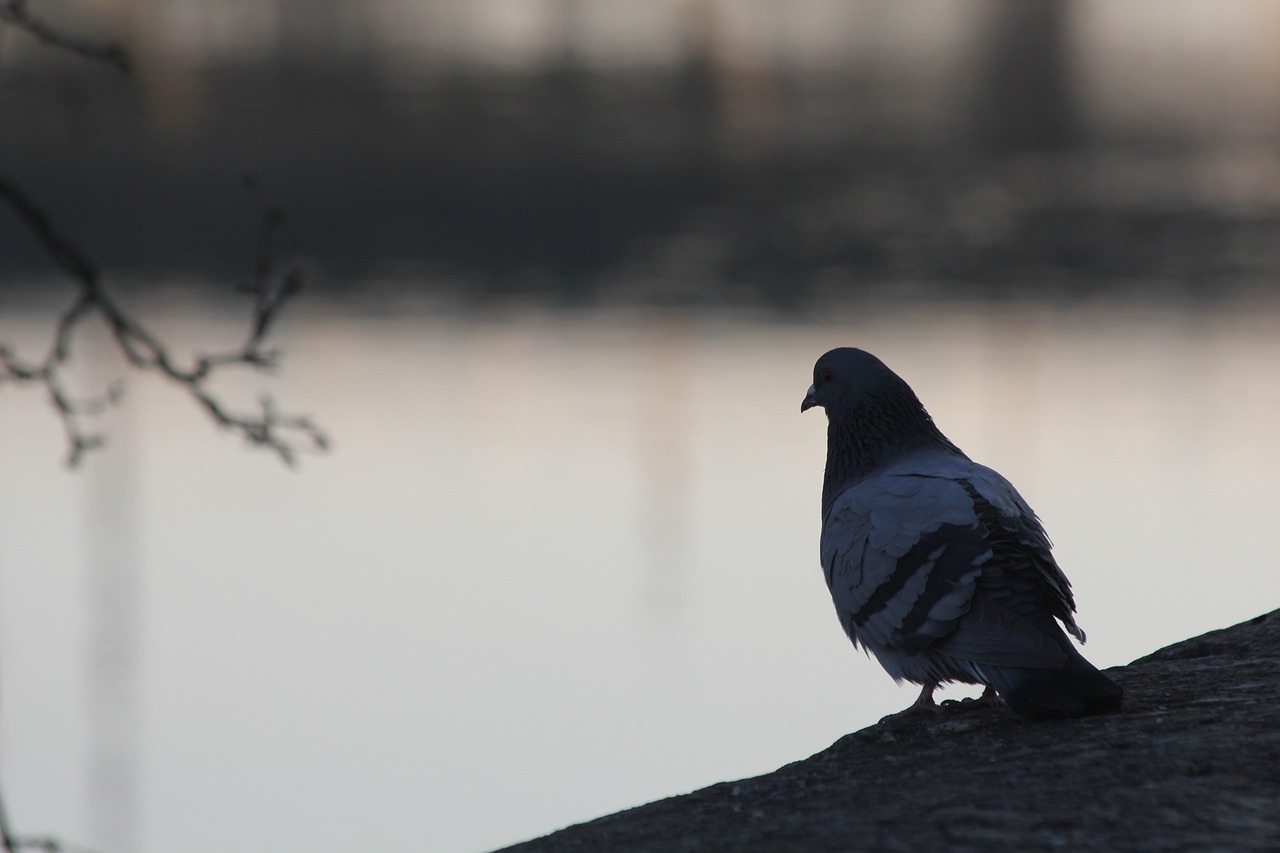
left=5, top=0, right=1280, bottom=306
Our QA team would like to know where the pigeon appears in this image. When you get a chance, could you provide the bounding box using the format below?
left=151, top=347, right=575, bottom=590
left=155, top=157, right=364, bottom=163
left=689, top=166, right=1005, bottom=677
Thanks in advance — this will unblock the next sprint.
left=801, top=347, right=1122, bottom=720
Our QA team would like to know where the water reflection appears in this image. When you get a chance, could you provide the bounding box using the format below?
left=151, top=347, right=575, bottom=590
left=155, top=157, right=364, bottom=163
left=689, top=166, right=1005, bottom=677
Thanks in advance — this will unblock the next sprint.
left=1, top=291, right=1277, bottom=852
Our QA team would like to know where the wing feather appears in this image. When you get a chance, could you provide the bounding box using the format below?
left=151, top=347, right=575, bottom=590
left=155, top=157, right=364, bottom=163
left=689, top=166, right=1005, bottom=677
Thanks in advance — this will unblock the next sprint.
left=819, top=451, right=1084, bottom=683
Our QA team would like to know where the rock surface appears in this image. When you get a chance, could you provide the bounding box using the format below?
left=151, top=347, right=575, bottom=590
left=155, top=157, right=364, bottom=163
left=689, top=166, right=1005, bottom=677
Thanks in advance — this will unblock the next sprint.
left=499, top=610, right=1280, bottom=852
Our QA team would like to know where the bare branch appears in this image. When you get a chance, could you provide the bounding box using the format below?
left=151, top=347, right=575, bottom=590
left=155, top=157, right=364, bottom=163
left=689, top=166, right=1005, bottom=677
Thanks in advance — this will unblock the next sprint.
left=0, top=783, right=14, bottom=853
left=0, top=177, right=102, bottom=286
left=0, top=784, right=102, bottom=853
left=0, top=174, right=329, bottom=467
left=239, top=172, right=305, bottom=353
left=0, top=0, right=131, bottom=73
left=1, top=10, right=313, bottom=853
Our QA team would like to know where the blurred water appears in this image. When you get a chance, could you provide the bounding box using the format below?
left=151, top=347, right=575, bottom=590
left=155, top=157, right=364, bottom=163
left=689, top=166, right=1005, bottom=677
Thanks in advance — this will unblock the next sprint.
left=9, top=2, right=1280, bottom=293
left=1, top=288, right=1278, bottom=852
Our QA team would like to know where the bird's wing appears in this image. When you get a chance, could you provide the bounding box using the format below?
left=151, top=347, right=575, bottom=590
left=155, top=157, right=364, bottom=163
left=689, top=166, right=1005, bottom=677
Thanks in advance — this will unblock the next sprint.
left=962, top=464, right=1083, bottom=641
left=820, top=456, right=1077, bottom=671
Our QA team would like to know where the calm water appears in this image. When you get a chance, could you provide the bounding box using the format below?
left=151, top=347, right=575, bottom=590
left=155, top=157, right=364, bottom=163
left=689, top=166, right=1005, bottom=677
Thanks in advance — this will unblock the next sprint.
left=1, top=289, right=1278, bottom=852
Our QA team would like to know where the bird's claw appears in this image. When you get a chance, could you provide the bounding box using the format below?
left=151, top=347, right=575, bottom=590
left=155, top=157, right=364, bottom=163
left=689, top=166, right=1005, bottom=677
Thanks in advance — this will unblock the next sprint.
left=939, top=685, right=1003, bottom=711
left=879, top=685, right=942, bottom=723
left=881, top=686, right=1003, bottom=723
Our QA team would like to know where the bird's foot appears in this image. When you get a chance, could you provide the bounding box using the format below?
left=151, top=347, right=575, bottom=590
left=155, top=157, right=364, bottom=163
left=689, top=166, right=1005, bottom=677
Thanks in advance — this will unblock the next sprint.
left=939, top=685, right=1004, bottom=711
left=881, top=685, right=1005, bottom=724
left=879, top=685, right=942, bottom=723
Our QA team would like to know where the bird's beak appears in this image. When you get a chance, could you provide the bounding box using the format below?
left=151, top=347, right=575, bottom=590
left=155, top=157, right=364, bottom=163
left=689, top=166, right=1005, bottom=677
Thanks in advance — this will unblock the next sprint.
left=801, top=384, right=817, bottom=413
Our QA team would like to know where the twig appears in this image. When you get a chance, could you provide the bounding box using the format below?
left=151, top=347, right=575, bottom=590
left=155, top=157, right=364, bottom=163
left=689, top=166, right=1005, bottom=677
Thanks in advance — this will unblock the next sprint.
left=0, top=782, right=14, bottom=853
left=0, top=174, right=329, bottom=467
left=0, top=787, right=75, bottom=852
left=0, top=0, right=130, bottom=73
left=236, top=172, right=307, bottom=359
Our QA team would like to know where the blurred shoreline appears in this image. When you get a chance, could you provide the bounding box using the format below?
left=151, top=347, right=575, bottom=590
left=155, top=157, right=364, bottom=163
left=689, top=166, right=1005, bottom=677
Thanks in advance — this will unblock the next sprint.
left=4, top=1, right=1280, bottom=304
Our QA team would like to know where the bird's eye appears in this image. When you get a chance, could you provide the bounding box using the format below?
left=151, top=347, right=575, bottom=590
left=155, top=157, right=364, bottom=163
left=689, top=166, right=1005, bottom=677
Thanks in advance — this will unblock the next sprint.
left=820, top=370, right=834, bottom=383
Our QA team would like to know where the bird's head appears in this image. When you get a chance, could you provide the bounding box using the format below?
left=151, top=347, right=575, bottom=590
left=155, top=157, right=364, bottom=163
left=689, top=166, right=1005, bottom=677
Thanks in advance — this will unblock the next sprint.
left=802, top=347, right=962, bottom=467
left=800, top=347, right=897, bottom=416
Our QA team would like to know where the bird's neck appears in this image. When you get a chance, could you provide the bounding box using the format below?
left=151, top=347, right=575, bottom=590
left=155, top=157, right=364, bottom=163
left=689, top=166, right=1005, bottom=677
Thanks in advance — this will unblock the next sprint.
left=821, top=394, right=963, bottom=516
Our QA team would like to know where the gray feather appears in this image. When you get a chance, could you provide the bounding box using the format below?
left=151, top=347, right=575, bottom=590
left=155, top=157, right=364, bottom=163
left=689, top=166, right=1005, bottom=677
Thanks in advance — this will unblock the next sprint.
left=804, top=348, right=1121, bottom=719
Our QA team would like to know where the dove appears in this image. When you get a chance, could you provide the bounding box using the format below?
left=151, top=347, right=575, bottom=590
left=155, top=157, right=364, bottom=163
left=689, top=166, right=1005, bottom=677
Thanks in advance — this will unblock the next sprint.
left=801, top=347, right=1122, bottom=720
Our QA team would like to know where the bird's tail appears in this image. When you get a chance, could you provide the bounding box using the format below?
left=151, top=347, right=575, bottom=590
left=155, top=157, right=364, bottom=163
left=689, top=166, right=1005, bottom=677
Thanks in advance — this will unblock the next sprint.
left=983, top=646, right=1123, bottom=720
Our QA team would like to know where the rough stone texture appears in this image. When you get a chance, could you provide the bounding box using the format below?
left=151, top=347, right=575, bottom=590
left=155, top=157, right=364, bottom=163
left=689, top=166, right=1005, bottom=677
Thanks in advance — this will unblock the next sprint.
left=500, top=610, right=1280, bottom=852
